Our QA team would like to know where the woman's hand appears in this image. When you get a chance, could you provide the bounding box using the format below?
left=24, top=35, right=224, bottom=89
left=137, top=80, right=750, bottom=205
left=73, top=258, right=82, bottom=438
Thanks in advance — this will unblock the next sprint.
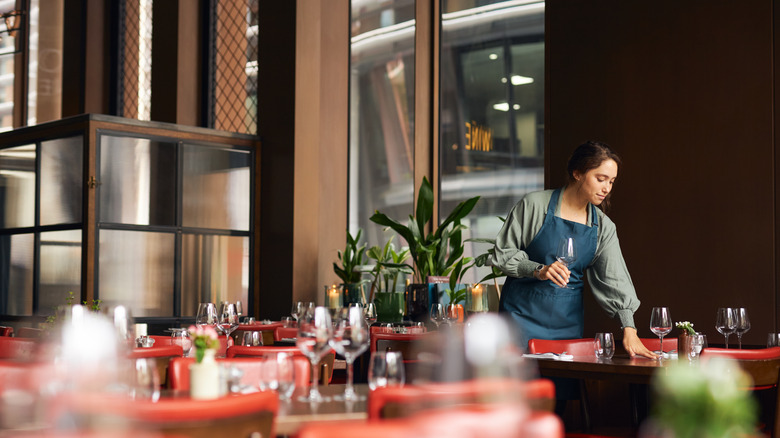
left=623, top=327, right=657, bottom=359
left=539, top=262, right=570, bottom=287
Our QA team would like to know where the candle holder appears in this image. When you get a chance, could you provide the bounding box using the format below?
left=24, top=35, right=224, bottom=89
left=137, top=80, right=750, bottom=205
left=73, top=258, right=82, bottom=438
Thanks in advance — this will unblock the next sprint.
left=465, top=283, right=488, bottom=316
left=324, top=284, right=343, bottom=309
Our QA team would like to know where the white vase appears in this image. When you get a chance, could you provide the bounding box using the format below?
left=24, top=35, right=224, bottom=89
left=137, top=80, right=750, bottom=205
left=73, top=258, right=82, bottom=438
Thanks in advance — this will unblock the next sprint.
left=190, top=349, right=220, bottom=399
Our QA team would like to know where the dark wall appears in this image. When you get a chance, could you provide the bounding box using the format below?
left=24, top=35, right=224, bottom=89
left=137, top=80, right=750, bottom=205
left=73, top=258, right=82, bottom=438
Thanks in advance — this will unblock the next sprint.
left=546, top=0, right=777, bottom=346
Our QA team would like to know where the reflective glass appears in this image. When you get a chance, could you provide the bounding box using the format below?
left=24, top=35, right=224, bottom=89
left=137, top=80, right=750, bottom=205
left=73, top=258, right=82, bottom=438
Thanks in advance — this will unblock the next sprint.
left=99, top=136, right=176, bottom=226
left=349, top=0, right=416, bottom=246
left=182, top=145, right=251, bottom=231
left=180, top=233, right=249, bottom=316
left=98, top=229, right=174, bottom=317
left=439, top=0, right=545, bottom=282
left=39, top=230, right=81, bottom=315
left=0, top=233, right=34, bottom=315
left=40, top=136, right=83, bottom=225
left=0, top=145, right=36, bottom=229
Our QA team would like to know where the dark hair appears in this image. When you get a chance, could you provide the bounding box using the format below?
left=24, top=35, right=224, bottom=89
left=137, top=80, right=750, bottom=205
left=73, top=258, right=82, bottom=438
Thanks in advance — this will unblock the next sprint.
left=567, top=140, right=621, bottom=211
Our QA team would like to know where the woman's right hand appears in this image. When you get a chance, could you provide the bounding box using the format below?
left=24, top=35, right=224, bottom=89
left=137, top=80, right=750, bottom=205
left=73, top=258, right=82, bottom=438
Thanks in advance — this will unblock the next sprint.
left=538, top=262, right=570, bottom=287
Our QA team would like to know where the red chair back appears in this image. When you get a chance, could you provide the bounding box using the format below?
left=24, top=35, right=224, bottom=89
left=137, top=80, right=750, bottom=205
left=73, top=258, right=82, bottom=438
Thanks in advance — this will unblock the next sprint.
left=273, top=326, right=298, bottom=342
left=367, top=377, right=555, bottom=419
left=148, top=335, right=174, bottom=346
left=0, top=326, right=13, bottom=337
left=527, top=338, right=594, bottom=357
left=0, top=336, right=38, bottom=360
left=15, top=327, right=43, bottom=338
left=640, top=337, right=678, bottom=352
left=168, top=355, right=311, bottom=390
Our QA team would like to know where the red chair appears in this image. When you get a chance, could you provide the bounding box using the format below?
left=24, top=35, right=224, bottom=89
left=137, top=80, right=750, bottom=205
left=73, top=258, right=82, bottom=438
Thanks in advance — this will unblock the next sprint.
left=527, top=338, right=594, bottom=431
left=701, top=346, right=780, bottom=437
left=233, top=321, right=283, bottom=346
left=0, top=326, right=14, bottom=336
left=639, top=337, right=678, bottom=353
left=148, top=335, right=174, bottom=346
left=0, top=336, right=38, bottom=360
left=51, top=389, right=278, bottom=438
left=273, top=326, right=298, bottom=342
left=167, top=355, right=311, bottom=391
left=15, top=327, right=43, bottom=338
left=227, top=345, right=335, bottom=384
left=367, top=377, right=556, bottom=419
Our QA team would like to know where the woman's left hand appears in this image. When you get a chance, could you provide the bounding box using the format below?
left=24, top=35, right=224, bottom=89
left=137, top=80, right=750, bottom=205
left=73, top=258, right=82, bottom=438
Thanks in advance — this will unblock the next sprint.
left=622, top=327, right=657, bottom=359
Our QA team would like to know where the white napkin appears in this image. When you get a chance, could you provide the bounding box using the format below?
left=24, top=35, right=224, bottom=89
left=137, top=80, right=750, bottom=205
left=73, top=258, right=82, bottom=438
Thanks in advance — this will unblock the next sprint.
left=522, top=352, right=574, bottom=361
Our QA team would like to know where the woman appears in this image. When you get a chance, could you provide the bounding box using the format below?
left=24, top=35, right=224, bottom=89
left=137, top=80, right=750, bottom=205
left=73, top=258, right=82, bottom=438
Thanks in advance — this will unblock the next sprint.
left=492, top=140, right=655, bottom=359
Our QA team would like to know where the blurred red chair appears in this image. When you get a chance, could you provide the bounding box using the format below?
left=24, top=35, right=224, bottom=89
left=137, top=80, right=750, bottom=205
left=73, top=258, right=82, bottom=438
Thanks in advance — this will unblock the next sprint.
left=233, top=321, right=282, bottom=346
left=0, top=336, right=38, bottom=360
left=0, top=326, right=13, bottom=337
left=273, top=326, right=298, bottom=342
left=53, top=389, right=278, bottom=438
left=371, top=332, right=432, bottom=383
left=129, top=344, right=183, bottom=389
left=149, top=335, right=174, bottom=346
left=15, top=327, right=43, bottom=339
left=701, top=346, right=780, bottom=437
left=368, top=377, right=556, bottom=419
left=168, top=355, right=311, bottom=390
left=227, top=345, right=334, bottom=384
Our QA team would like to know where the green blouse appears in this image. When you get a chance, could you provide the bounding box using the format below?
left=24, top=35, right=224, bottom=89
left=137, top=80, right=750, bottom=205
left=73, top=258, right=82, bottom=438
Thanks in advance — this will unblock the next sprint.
left=491, top=189, right=640, bottom=329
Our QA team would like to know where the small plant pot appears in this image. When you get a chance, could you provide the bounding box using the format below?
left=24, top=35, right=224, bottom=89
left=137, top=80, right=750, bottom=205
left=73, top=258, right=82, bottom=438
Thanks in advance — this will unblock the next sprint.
left=374, top=292, right=405, bottom=323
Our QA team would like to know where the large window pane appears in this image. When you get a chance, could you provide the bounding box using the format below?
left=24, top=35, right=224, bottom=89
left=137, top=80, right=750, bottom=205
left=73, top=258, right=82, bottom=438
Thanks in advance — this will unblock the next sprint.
left=181, top=233, right=249, bottom=316
left=182, top=145, right=250, bottom=231
left=439, top=0, right=545, bottom=282
left=0, top=233, right=34, bottom=315
left=99, top=136, right=176, bottom=226
left=0, top=145, right=36, bottom=229
left=39, top=229, right=81, bottom=315
left=40, top=136, right=83, bottom=225
left=349, top=0, right=416, bottom=246
left=98, top=229, right=174, bottom=317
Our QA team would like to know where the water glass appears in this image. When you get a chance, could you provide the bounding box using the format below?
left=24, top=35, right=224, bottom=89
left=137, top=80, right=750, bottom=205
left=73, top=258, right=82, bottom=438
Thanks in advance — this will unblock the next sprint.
left=274, top=353, right=296, bottom=401
left=685, top=333, right=705, bottom=362
left=768, top=333, right=780, bottom=347
left=171, top=328, right=192, bottom=357
left=594, top=332, right=615, bottom=359
left=368, top=351, right=405, bottom=390
left=196, top=303, right=217, bottom=326
left=132, top=358, right=160, bottom=402
left=242, top=331, right=262, bottom=346
left=281, top=316, right=295, bottom=328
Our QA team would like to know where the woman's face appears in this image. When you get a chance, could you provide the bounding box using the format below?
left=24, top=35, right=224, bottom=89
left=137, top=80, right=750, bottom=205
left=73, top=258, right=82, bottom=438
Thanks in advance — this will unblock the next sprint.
left=573, top=158, right=618, bottom=205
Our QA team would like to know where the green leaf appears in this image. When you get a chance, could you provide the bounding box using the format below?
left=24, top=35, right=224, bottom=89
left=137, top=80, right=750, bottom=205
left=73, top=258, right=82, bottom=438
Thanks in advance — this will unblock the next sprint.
left=415, top=176, right=434, bottom=237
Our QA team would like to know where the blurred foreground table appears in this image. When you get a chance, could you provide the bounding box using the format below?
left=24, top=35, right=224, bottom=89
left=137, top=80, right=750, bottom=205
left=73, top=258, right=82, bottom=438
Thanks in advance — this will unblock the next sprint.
left=275, top=384, right=368, bottom=436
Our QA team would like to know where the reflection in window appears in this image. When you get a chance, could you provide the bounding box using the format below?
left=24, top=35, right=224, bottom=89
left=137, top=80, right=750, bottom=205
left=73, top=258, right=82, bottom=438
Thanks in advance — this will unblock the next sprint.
left=440, top=0, right=545, bottom=283
left=99, top=136, right=176, bottom=226
left=99, top=229, right=175, bottom=317
left=39, top=230, right=81, bottom=315
left=41, top=136, right=82, bottom=226
left=0, top=145, right=36, bottom=229
left=0, top=233, right=33, bottom=315
left=349, top=0, right=416, bottom=246
left=181, top=233, right=249, bottom=316
left=182, top=145, right=251, bottom=231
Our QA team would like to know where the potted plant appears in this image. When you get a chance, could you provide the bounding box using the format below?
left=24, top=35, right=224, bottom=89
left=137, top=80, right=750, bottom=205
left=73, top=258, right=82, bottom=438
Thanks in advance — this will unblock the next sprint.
left=366, top=236, right=412, bottom=323
left=370, top=176, right=479, bottom=322
left=333, top=229, right=369, bottom=305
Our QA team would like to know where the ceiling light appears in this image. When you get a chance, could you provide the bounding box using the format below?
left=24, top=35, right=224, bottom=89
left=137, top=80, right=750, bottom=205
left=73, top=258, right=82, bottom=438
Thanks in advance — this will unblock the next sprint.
left=489, top=53, right=498, bottom=60
left=511, top=75, right=534, bottom=85
left=493, top=102, right=509, bottom=112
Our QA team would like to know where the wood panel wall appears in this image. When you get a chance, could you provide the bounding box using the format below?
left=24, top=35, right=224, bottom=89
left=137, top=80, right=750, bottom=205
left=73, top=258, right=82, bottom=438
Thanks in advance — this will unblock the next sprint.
left=546, top=0, right=777, bottom=346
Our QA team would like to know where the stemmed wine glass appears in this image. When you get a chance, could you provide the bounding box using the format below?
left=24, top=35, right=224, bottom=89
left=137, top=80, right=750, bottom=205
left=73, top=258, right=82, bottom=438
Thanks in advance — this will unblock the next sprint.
left=291, top=301, right=303, bottom=324
left=430, top=303, right=445, bottom=329
left=649, top=307, right=672, bottom=359
left=217, top=302, right=239, bottom=351
left=734, top=307, right=751, bottom=349
left=556, top=237, right=577, bottom=289
left=330, top=306, right=369, bottom=401
left=296, top=305, right=333, bottom=402
left=716, top=307, right=737, bottom=348
left=195, top=303, right=217, bottom=327
left=235, top=301, right=244, bottom=322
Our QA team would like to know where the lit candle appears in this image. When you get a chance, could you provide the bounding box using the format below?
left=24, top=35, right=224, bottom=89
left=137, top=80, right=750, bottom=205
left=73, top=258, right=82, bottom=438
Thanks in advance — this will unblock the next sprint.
left=328, top=285, right=341, bottom=308
left=472, top=284, right=484, bottom=311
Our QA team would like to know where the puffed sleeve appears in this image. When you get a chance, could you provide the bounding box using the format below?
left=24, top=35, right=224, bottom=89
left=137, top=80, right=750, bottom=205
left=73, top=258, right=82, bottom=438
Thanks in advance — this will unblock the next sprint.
left=586, top=214, right=640, bottom=329
left=490, top=192, right=548, bottom=278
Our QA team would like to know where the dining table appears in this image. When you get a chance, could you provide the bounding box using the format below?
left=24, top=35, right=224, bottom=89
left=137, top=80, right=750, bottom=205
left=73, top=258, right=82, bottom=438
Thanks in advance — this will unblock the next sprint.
left=275, top=384, right=369, bottom=436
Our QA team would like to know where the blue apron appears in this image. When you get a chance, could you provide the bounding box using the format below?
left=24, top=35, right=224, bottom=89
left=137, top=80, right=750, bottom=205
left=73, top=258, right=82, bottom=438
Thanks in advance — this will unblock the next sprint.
left=499, top=188, right=599, bottom=349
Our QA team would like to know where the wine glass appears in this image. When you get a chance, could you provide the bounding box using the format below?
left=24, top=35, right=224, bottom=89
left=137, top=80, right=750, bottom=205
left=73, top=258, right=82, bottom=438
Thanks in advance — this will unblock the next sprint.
left=444, top=304, right=460, bottom=325
left=715, top=307, right=736, bottom=348
left=734, top=307, right=750, bottom=349
left=274, top=352, right=296, bottom=401
left=217, top=302, right=239, bottom=351
left=235, top=300, right=244, bottom=322
left=649, top=307, right=672, bottom=358
left=291, top=301, right=303, bottom=323
left=430, top=303, right=445, bottom=329
left=296, top=305, right=333, bottom=402
left=767, top=333, right=780, bottom=347
left=364, top=302, right=377, bottom=325
left=368, top=351, right=405, bottom=390
left=556, top=237, right=577, bottom=289
left=329, top=306, right=369, bottom=401
left=195, top=303, right=217, bottom=327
